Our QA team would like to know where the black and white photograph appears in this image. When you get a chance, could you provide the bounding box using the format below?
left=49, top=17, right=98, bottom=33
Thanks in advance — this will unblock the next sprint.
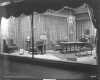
left=0, top=0, right=99, bottom=80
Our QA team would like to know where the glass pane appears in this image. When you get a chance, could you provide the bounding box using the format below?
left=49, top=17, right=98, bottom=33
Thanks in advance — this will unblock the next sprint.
left=1, top=5, right=97, bottom=66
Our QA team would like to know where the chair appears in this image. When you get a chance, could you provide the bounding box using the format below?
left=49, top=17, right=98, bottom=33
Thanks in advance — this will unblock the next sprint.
left=35, top=40, right=46, bottom=54
left=3, top=39, right=18, bottom=53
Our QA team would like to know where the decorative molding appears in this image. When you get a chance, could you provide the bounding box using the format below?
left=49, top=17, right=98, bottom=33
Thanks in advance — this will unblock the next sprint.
left=76, top=17, right=90, bottom=21
left=43, top=12, right=69, bottom=18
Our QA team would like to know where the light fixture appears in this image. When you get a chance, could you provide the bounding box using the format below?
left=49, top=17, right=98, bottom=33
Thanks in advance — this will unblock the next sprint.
left=67, top=15, right=75, bottom=24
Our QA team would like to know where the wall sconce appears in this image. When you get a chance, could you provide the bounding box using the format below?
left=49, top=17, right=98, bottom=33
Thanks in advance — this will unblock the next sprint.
left=67, top=15, right=75, bottom=24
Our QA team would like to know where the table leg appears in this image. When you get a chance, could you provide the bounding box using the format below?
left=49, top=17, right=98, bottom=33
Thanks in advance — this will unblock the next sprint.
left=70, top=44, right=71, bottom=53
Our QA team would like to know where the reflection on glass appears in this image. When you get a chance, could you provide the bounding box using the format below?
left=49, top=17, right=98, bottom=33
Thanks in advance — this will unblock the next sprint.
left=1, top=9, right=97, bottom=65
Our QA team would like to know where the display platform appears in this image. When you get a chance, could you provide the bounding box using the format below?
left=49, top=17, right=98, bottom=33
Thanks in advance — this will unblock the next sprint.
left=2, top=49, right=97, bottom=65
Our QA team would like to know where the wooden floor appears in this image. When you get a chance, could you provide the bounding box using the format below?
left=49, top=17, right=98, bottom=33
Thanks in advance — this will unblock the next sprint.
left=0, top=54, right=97, bottom=80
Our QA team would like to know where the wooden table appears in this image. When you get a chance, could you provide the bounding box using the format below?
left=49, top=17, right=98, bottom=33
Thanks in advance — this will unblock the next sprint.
left=59, top=42, right=92, bottom=53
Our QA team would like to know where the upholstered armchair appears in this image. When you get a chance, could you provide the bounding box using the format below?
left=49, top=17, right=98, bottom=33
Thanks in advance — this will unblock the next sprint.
left=3, top=39, right=18, bottom=53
